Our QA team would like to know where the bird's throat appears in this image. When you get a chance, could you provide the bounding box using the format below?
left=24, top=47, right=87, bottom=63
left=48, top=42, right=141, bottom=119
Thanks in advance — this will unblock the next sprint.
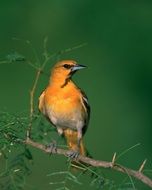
left=49, top=74, right=71, bottom=88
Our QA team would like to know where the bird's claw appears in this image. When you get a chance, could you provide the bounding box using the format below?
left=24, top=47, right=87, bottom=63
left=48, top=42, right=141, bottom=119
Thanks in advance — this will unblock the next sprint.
left=45, top=140, right=57, bottom=154
left=67, top=150, right=79, bottom=160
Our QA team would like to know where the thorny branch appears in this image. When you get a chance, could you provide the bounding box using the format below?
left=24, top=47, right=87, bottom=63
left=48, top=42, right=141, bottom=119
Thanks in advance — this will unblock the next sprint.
left=25, top=138, right=152, bottom=188
left=19, top=40, right=152, bottom=189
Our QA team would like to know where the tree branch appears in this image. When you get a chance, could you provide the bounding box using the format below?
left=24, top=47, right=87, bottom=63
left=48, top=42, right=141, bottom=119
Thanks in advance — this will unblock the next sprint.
left=24, top=138, right=152, bottom=189
left=22, top=41, right=152, bottom=188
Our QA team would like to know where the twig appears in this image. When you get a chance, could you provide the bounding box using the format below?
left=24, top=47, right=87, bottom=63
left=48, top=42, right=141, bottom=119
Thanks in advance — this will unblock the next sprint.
left=30, top=69, right=41, bottom=117
left=24, top=138, right=152, bottom=189
left=27, top=69, right=41, bottom=138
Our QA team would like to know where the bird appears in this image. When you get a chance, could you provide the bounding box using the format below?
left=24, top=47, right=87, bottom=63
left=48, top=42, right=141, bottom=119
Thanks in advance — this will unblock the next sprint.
left=38, top=60, right=90, bottom=158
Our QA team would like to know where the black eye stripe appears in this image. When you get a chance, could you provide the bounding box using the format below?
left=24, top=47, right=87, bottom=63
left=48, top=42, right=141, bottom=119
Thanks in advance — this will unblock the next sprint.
left=63, top=64, right=72, bottom=69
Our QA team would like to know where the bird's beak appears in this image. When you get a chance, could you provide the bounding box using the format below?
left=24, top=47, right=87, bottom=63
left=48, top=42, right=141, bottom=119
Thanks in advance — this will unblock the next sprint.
left=72, top=64, right=87, bottom=72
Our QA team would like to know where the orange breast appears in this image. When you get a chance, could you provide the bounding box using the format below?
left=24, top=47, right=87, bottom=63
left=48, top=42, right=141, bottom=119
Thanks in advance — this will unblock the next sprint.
left=44, top=84, right=82, bottom=116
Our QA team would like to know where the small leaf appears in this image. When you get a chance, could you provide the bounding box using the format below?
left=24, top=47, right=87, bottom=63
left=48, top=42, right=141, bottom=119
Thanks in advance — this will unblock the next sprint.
left=24, top=148, right=33, bottom=160
left=6, top=52, right=25, bottom=62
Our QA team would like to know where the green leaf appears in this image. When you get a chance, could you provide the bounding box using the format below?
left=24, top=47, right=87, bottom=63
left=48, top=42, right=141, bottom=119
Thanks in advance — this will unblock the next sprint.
left=24, top=148, right=33, bottom=161
left=6, top=52, right=25, bottom=62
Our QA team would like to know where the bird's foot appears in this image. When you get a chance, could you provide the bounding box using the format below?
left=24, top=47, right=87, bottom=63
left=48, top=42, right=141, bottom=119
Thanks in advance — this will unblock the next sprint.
left=45, top=140, right=57, bottom=154
left=67, top=150, right=79, bottom=160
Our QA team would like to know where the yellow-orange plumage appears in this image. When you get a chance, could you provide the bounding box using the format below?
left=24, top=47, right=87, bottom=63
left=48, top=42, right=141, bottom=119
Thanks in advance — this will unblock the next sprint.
left=39, top=60, right=90, bottom=157
left=64, top=129, right=86, bottom=156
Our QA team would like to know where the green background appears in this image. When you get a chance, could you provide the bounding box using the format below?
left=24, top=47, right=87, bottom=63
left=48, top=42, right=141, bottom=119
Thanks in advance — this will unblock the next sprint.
left=0, top=0, right=152, bottom=189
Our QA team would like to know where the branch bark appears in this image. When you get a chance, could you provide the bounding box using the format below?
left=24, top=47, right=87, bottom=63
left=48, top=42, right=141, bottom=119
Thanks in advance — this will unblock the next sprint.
left=25, top=138, right=152, bottom=189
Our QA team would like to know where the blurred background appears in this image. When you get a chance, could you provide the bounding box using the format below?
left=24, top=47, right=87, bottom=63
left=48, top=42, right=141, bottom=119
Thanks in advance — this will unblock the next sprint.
left=0, top=0, right=152, bottom=189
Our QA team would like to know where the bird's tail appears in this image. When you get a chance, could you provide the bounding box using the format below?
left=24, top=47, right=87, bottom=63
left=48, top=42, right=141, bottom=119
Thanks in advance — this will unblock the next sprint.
left=63, top=129, right=92, bottom=171
left=63, top=129, right=86, bottom=156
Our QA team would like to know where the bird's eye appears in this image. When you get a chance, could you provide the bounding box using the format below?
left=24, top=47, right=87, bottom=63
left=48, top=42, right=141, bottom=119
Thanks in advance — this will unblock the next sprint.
left=63, top=64, right=72, bottom=69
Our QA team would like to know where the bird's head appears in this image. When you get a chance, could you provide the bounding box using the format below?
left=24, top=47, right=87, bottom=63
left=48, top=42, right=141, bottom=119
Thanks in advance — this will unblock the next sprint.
left=50, top=60, right=86, bottom=86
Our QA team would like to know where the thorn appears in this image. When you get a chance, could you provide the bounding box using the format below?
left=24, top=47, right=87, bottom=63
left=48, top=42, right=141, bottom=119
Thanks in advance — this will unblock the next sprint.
left=26, top=130, right=30, bottom=139
left=4, top=133, right=8, bottom=139
left=139, top=159, right=147, bottom=172
left=71, top=163, right=86, bottom=171
left=112, top=152, right=117, bottom=167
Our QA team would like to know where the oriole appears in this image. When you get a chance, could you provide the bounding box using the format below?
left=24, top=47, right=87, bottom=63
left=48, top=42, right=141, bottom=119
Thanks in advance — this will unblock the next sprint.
left=39, top=60, right=90, bottom=157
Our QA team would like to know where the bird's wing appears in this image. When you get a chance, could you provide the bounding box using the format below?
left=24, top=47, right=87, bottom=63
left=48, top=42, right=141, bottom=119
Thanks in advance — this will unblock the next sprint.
left=80, top=89, right=90, bottom=135
left=38, top=91, right=46, bottom=115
